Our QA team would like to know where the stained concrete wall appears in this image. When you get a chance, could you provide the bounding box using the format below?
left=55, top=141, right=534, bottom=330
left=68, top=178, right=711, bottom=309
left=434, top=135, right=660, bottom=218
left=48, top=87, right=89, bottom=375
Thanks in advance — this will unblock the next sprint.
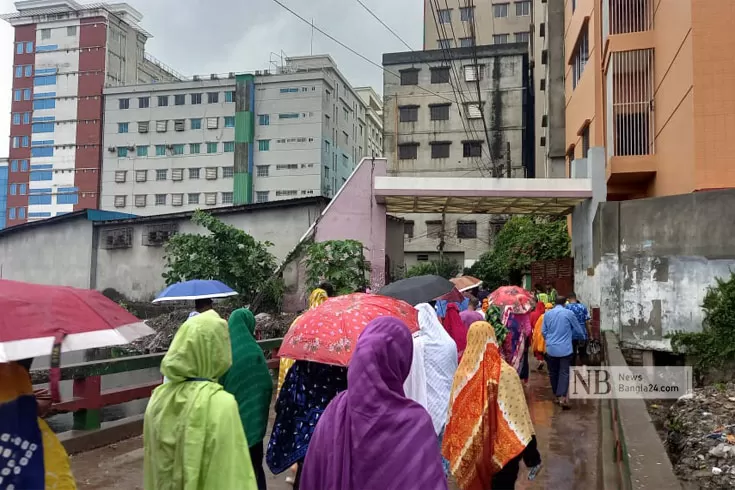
left=576, top=189, right=735, bottom=350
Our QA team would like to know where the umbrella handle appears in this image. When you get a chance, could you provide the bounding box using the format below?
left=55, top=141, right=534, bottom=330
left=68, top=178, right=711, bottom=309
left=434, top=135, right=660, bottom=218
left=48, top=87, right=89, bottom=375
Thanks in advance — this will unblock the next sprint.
left=49, top=333, right=65, bottom=404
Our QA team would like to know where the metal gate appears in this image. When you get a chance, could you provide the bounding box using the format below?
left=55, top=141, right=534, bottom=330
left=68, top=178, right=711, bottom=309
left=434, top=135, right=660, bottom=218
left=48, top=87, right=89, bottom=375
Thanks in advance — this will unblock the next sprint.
left=530, top=258, right=574, bottom=298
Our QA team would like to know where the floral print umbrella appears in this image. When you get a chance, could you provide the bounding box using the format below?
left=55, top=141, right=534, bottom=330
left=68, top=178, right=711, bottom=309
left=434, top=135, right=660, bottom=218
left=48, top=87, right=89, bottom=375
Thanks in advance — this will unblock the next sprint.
left=488, top=286, right=537, bottom=315
left=278, top=293, right=420, bottom=367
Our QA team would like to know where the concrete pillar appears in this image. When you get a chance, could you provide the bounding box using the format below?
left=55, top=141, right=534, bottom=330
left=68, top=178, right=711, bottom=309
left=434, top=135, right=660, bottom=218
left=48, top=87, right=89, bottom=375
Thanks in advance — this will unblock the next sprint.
left=571, top=147, right=607, bottom=270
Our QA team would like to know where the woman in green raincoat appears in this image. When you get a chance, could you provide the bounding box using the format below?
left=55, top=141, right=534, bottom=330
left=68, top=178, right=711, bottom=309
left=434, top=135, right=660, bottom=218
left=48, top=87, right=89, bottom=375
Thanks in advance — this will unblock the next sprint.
left=144, top=309, right=257, bottom=490
left=220, top=308, right=274, bottom=490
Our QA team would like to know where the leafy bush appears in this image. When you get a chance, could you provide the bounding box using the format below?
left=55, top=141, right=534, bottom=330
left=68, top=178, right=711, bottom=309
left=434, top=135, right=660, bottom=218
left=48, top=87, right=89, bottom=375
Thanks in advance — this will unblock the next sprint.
left=163, top=210, right=279, bottom=305
left=671, top=272, right=735, bottom=372
left=305, top=240, right=371, bottom=295
left=406, top=259, right=461, bottom=280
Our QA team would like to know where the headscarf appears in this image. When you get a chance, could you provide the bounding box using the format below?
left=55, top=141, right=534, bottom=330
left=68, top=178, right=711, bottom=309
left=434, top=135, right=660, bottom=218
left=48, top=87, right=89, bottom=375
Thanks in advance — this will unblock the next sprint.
left=266, top=360, right=348, bottom=474
left=503, top=309, right=533, bottom=374
left=0, top=362, right=76, bottom=490
left=144, top=310, right=257, bottom=490
left=276, top=288, right=330, bottom=396
left=410, top=304, right=458, bottom=435
left=220, top=308, right=273, bottom=447
left=403, top=333, right=428, bottom=410
left=442, top=303, right=467, bottom=360
left=529, top=301, right=546, bottom=331
left=300, top=317, right=449, bottom=490
left=442, top=321, right=535, bottom=490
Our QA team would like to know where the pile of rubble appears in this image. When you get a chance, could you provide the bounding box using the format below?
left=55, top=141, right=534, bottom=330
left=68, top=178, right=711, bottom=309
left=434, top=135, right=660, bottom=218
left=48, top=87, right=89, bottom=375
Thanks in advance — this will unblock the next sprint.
left=125, top=308, right=297, bottom=354
left=664, top=383, right=735, bottom=489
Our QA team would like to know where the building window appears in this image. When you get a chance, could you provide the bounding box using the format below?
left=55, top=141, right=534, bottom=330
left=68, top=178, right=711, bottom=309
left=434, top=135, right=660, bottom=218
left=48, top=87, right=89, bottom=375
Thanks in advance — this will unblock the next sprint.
left=18, top=208, right=25, bottom=219
left=191, top=93, right=202, bottom=105
left=493, top=34, right=509, bottom=44
left=426, top=221, right=443, bottom=239
left=136, top=170, right=147, bottom=182
left=134, top=195, right=147, bottom=207
left=174, top=119, right=185, bottom=131
left=188, top=193, right=200, bottom=205
left=23, top=89, right=31, bottom=101
left=207, top=92, right=219, bottom=104
left=257, top=165, right=269, bottom=177
left=173, top=144, right=185, bottom=155
left=515, top=31, right=530, bottom=43
left=16, top=42, right=22, bottom=55
left=572, top=25, right=589, bottom=89
left=190, top=143, right=201, bottom=154
left=138, top=121, right=149, bottom=133
left=259, top=114, right=270, bottom=126
left=256, top=191, right=269, bottom=203
left=25, top=41, right=33, bottom=53
left=205, top=167, right=218, bottom=180
left=20, top=160, right=28, bottom=171
left=113, top=196, right=126, bottom=209
left=280, top=112, right=300, bottom=120
left=437, top=9, right=451, bottom=23
left=189, top=168, right=200, bottom=179
left=460, top=6, right=475, bottom=21
left=175, top=94, right=186, bottom=105
left=582, top=126, right=590, bottom=158
left=119, top=98, right=130, bottom=110
left=172, top=169, right=184, bottom=181
left=117, top=147, right=128, bottom=158
left=222, top=192, right=234, bottom=204
left=156, top=120, right=168, bottom=132
left=223, top=166, right=234, bottom=178
left=463, top=141, right=483, bottom=157
left=430, top=104, right=450, bottom=121
left=258, top=140, right=270, bottom=151
left=19, top=184, right=26, bottom=195
left=67, top=25, right=77, bottom=36
left=137, top=146, right=149, bottom=157
left=399, top=106, right=419, bottom=123
left=464, top=64, right=484, bottom=82
left=493, top=3, right=509, bottom=17
left=438, top=39, right=452, bottom=50
left=431, top=141, right=451, bottom=158
left=9, top=184, right=16, bottom=195
left=138, top=97, right=150, bottom=109
left=398, top=143, right=418, bottom=160
left=40, top=28, right=51, bottom=39
left=158, top=95, right=169, bottom=107
left=156, top=169, right=168, bottom=181
left=460, top=37, right=475, bottom=48
left=223, top=141, right=235, bottom=153
left=224, top=116, right=235, bottom=128
left=515, top=1, right=531, bottom=16
left=156, top=145, right=166, bottom=156
left=12, top=113, right=20, bottom=125
left=10, top=160, right=17, bottom=172
left=404, top=221, right=415, bottom=238
left=118, top=122, right=129, bottom=133
left=14, top=66, right=22, bottom=78
left=466, top=103, right=483, bottom=119
left=225, top=91, right=235, bottom=103
left=207, top=142, right=218, bottom=154
left=205, top=193, right=217, bottom=205
left=155, top=194, right=167, bottom=206
left=206, top=117, right=219, bottom=129
left=457, top=221, right=478, bottom=239
left=191, top=118, right=202, bottom=130
left=23, top=112, right=30, bottom=124
left=400, top=69, right=419, bottom=86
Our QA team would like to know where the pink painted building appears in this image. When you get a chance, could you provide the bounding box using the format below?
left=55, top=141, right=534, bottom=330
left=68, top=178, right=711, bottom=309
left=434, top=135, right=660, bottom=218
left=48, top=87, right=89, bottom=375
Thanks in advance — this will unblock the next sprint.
left=2, top=0, right=180, bottom=226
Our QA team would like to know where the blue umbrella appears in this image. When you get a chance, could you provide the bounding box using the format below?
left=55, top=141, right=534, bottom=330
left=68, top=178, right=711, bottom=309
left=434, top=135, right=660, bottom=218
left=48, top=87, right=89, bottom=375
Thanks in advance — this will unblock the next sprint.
left=152, top=279, right=238, bottom=303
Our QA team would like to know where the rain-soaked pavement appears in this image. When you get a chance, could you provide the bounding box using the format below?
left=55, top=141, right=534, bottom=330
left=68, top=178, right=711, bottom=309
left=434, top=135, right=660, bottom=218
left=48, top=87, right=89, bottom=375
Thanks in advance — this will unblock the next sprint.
left=71, top=369, right=599, bottom=489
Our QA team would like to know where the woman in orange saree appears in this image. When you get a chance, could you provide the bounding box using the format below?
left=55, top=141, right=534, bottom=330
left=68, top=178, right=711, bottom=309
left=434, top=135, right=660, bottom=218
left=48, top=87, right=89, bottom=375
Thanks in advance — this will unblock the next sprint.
left=442, top=321, right=542, bottom=490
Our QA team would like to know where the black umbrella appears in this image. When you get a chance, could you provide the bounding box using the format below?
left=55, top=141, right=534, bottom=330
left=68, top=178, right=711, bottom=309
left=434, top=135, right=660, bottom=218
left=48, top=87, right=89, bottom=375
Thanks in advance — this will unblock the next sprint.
left=378, top=275, right=456, bottom=306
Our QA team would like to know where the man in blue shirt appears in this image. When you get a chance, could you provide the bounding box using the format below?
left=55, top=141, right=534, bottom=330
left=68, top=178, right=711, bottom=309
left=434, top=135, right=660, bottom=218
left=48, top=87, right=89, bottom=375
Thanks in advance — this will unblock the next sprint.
left=542, top=297, right=587, bottom=408
left=566, top=292, right=591, bottom=367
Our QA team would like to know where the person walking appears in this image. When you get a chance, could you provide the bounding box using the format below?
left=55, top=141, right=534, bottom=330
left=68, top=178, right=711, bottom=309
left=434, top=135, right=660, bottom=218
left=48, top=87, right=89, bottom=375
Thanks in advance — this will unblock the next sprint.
left=442, top=321, right=542, bottom=490
left=460, top=296, right=485, bottom=328
left=541, top=297, right=587, bottom=409
left=220, top=308, right=273, bottom=490
left=565, top=292, right=591, bottom=366
left=442, top=303, right=468, bottom=361
left=300, top=317, right=448, bottom=490
left=144, top=310, right=257, bottom=489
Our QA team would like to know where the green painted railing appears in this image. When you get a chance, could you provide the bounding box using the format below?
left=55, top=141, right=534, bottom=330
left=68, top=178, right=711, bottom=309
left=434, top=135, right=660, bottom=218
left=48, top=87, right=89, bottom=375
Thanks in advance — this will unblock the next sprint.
left=31, top=338, right=283, bottom=431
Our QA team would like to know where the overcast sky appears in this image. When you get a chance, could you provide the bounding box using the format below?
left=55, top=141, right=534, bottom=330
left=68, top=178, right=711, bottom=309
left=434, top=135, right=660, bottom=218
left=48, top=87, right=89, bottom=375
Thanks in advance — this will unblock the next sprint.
left=0, top=0, right=424, bottom=155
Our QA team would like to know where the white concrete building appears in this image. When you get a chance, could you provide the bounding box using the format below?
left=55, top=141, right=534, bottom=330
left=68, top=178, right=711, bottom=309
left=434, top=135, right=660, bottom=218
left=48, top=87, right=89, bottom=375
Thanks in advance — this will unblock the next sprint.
left=101, top=55, right=384, bottom=215
left=355, top=87, right=383, bottom=158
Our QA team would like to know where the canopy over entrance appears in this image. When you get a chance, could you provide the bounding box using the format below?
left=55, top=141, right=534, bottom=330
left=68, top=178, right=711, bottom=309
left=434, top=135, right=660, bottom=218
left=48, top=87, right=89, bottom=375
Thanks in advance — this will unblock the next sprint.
left=373, top=176, right=593, bottom=215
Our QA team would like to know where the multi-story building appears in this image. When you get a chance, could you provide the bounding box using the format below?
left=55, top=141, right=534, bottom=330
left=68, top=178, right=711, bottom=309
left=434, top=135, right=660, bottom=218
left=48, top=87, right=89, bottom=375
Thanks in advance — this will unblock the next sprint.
left=2, top=0, right=181, bottom=226
left=0, top=159, right=7, bottom=229
left=102, top=55, right=378, bottom=215
left=566, top=0, right=735, bottom=199
left=355, top=87, right=384, bottom=157
left=423, top=0, right=533, bottom=50
left=531, top=0, right=565, bottom=178
left=383, top=44, right=532, bottom=268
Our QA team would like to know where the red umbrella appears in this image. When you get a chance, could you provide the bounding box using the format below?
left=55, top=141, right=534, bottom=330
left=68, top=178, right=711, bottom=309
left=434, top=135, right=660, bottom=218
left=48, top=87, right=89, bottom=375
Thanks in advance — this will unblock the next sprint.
left=278, top=293, right=420, bottom=366
left=0, top=279, right=154, bottom=400
left=488, top=286, right=537, bottom=314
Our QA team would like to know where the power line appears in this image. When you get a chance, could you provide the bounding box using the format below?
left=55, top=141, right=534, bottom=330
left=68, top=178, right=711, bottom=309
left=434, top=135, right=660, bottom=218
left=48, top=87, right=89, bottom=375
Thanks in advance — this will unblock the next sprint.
left=351, top=0, right=414, bottom=52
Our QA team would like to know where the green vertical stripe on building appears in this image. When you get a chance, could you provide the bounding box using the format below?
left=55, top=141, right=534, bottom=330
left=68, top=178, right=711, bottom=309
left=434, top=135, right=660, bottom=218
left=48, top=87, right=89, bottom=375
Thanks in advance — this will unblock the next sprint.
left=233, top=172, right=252, bottom=206
left=235, top=112, right=253, bottom=143
left=234, top=74, right=255, bottom=205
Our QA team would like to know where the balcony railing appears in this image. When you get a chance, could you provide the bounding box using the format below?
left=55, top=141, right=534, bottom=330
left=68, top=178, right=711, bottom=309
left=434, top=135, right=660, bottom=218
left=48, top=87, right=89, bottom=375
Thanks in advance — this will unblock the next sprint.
left=606, top=49, right=655, bottom=158
left=603, top=0, right=654, bottom=44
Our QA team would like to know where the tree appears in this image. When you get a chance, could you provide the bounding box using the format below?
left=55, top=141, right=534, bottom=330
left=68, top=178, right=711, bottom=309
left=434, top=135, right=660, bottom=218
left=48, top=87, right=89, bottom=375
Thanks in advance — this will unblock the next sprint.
left=163, top=211, right=279, bottom=305
left=406, top=259, right=461, bottom=280
left=470, top=216, right=570, bottom=290
left=305, top=240, right=371, bottom=295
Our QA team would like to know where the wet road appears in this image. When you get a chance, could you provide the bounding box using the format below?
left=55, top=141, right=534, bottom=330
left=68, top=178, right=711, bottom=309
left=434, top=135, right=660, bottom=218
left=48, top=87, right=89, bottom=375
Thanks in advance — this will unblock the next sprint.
left=71, top=368, right=599, bottom=489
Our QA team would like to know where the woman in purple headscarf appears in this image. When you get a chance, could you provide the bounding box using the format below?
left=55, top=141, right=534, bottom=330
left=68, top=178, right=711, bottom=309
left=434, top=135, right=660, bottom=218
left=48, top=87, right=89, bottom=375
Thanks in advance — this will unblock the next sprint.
left=300, top=317, right=449, bottom=490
